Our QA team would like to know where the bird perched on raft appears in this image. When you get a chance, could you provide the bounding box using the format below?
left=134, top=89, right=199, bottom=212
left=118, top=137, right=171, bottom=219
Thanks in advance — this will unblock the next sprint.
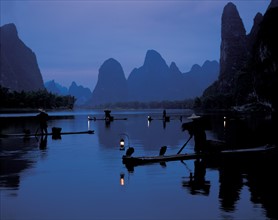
left=125, top=147, right=135, bottom=157
left=159, top=146, right=167, bottom=156
left=125, top=146, right=167, bottom=158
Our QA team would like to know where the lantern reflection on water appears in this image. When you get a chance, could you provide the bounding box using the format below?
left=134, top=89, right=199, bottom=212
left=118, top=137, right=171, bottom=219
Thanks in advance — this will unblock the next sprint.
left=120, top=173, right=125, bottom=186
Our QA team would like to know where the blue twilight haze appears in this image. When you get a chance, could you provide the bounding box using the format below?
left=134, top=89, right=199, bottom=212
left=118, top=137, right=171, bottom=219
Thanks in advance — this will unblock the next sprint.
left=0, top=0, right=269, bottom=90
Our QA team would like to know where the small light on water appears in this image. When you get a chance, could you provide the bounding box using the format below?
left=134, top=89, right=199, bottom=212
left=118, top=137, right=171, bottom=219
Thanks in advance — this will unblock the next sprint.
left=120, top=173, right=125, bottom=186
left=88, top=120, right=91, bottom=130
left=147, top=116, right=152, bottom=127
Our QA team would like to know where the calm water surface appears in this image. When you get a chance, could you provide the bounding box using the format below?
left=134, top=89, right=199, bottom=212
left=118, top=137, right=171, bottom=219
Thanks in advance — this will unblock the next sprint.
left=1, top=109, right=277, bottom=220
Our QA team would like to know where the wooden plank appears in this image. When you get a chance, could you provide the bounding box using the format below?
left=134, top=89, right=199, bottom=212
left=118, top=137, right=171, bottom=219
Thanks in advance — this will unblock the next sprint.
left=88, top=118, right=127, bottom=121
left=0, top=130, right=94, bottom=138
left=122, top=145, right=277, bottom=166
left=122, top=153, right=201, bottom=165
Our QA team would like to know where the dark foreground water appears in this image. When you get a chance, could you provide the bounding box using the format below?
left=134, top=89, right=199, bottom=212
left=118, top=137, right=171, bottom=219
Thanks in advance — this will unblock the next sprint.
left=1, top=109, right=277, bottom=220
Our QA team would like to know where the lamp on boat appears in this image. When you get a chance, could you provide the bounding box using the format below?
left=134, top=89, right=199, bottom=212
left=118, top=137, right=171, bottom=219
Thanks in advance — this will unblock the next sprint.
left=120, top=138, right=125, bottom=150
left=119, top=133, right=130, bottom=151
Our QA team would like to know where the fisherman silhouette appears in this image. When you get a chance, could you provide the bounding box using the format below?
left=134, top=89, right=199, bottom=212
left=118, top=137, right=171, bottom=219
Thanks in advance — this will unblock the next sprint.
left=37, top=109, right=49, bottom=135
left=163, top=109, right=170, bottom=122
left=104, top=110, right=113, bottom=121
left=148, top=116, right=153, bottom=121
left=163, top=109, right=166, bottom=119
left=182, top=114, right=207, bottom=153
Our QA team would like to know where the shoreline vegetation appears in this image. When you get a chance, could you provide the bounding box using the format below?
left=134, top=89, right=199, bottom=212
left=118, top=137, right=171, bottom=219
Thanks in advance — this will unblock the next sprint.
left=0, top=86, right=273, bottom=114
left=0, top=86, right=75, bottom=110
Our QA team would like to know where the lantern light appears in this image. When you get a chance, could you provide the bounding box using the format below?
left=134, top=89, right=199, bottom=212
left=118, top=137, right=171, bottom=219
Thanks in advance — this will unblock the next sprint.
left=120, top=173, right=125, bottom=186
left=120, top=138, right=125, bottom=150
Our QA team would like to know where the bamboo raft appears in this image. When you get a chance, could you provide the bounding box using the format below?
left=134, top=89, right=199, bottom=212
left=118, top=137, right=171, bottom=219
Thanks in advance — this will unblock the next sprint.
left=0, top=130, right=94, bottom=138
left=88, top=117, right=127, bottom=121
left=122, top=145, right=277, bottom=166
left=88, top=118, right=127, bottom=121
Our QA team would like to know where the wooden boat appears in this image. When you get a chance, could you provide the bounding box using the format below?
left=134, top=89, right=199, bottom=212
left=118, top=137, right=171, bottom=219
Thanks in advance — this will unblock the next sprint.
left=122, top=144, right=277, bottom=166
left=0, top=130, right=94, bottom=138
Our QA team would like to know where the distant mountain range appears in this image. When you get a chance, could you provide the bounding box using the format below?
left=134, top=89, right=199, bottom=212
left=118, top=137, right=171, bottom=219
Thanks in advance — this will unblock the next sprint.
left=45, top=52, right=218, bottom=107
left=90, top=50, right=219, bottom=105
left=44, top=80, right=68, bottom=95
left=2, top=0, right=276, bottom=111
left=0, top=23, right=219, bottom=107
left=44, top=80, right=92, bottom=106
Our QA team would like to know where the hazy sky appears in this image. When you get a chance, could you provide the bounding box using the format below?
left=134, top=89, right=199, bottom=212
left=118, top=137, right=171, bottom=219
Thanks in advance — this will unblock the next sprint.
left=1, top=0, right=270, bottom=90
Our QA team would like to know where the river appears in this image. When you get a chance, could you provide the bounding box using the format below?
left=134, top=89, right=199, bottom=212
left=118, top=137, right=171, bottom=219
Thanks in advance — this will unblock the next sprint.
left=0, top=109, right=277, bottom=220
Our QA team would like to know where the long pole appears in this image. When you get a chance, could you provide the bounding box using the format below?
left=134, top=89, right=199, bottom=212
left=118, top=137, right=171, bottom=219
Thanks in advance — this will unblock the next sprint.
left=35, top=127, right=40, bottom=137
left=177, top=136, right=192, bottom=154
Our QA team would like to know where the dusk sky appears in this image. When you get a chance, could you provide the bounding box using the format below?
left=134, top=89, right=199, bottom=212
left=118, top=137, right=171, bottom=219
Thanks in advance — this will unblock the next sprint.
left=1, top=0, right=270, bottom=90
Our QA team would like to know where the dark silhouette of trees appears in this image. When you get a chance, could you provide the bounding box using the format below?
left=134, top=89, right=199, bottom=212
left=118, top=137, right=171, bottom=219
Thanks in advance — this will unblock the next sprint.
left=0, top=86, right=76, bottom=109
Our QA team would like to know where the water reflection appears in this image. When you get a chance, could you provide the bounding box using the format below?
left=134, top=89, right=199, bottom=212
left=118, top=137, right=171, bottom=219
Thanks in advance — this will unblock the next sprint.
left=208, top=112, right=278, bottom=148
left=0, top=138, right=39, bottom=190
left=246, top=158, right=278, bottom=219
left=182, top=159, right=210, bottom=196
left=147, top=116, right=152, bottom=127
left=38, top=135, right=47, bottom=150
left=1, top=110, right=278, bottom=220
left=218, top=163, right=243, bottom=211
left=123, top=145, right=278, bottom=219
left=211, top=148, right=278, bottom=219
left=95, top=112, right=184, bottom=151
left=88, top=120, right=91, bottom=131
left=120, top=173, right=125, bottom=186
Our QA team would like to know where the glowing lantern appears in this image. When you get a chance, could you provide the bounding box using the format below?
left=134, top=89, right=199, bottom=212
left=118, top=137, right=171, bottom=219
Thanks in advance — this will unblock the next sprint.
left=120, top=138, right=125, bottom=150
